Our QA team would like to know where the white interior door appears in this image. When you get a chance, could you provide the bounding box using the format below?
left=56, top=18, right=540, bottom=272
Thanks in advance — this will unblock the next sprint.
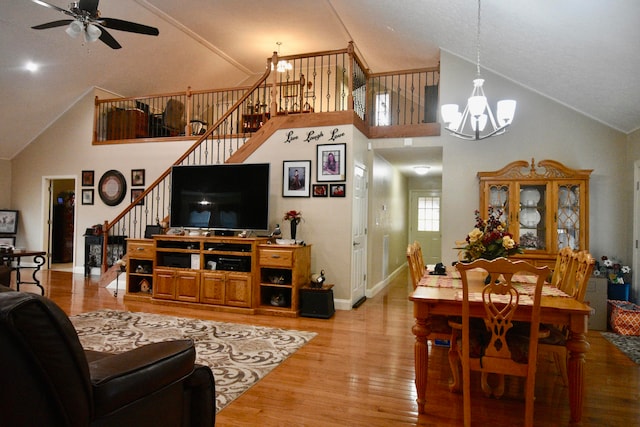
left=409, top=190, right=442, bottom=267
left=351, top=164, right=367, bottom=306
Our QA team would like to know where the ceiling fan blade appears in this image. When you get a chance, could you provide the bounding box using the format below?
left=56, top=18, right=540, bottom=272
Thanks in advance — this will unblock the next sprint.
left=29, top=0, right=74, bottom=17
left=32, top=19, right=73, bottom=30
left=99, top=18, right=159, bottom=36
left=97, top=26, right=122, bottom=49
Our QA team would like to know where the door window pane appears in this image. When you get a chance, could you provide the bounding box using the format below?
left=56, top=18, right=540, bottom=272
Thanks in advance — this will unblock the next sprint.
left=417, top=196, right=439, bottom=231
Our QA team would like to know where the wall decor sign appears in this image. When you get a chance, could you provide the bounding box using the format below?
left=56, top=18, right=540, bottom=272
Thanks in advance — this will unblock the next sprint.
left=312, top=184, right=328, bottom=197
left=317, top=143, right=346, bottom=182
left=282, top=160, right=311, bottom=197
left=0, top=210, right=18, bottom=234
left=328, top=127, right=346, bottom=141
left=131, top=169, right=145, bottom=186
left=98, top=170, right=127, bottom=206
left=283, top=130, right=299, bottom=144
left=82, top=170, right=94, bottom=187
left=81, top=189, right=94, bottom=205
left=330, top=183, right=346, bottom=197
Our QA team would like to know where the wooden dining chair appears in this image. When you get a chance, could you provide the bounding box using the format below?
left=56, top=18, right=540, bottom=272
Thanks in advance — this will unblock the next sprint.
left=550, top=246, right=575, bottom=290
left=406, top=242, right=452, bottom=341
left=453, top=257, right=549, bottom=427
left=538, top=250, right=595, bottom=385
left=406, top=242, right=424, bottom=289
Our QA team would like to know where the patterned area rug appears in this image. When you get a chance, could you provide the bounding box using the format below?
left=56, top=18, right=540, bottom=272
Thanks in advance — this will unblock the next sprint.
left=601, top=331, right=640, bottom=364
left=69, top=310, right=316, bottom=412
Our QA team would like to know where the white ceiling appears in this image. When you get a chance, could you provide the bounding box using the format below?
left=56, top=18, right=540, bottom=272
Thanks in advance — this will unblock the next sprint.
left=2, top=0, right=639, bottom=174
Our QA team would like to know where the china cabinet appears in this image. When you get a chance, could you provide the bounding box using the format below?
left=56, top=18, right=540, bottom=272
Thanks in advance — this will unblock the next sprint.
left=478, top=158, right=592, bottom=269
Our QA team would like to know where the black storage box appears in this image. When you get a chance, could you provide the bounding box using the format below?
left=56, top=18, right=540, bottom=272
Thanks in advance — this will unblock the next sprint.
left=300, top=285, right=335, bottom=319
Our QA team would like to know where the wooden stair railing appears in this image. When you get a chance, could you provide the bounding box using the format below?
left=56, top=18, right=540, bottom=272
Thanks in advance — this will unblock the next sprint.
left=98, top=57, right=277, bottom=271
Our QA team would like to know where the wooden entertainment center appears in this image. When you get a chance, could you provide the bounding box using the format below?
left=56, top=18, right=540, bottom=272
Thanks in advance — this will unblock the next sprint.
left=124, top=235, right=311, bottom=317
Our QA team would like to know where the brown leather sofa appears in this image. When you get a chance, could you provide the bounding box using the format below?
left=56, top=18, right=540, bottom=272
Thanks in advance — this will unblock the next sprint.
left=0, top=287, right=216, bottom=426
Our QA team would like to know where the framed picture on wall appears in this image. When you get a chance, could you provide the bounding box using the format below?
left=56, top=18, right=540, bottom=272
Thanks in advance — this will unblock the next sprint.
left=81, top=189, right=94, bottom=205
left=312, top=184, right=328, bottom=197
left=0, top=210, right=18, bottom=234
left=330, top=183, right=346, bottom=197
left=0, top=236, right=15, bottom=247
left=131, top=169, right=145, bottom=186
left=131, top=188, right=144, bottom=206
left=317, top=143, right=346, bottom=182
left=282, top=160, right=311, bottom=197
left=82, top=170, right=94, bottom=187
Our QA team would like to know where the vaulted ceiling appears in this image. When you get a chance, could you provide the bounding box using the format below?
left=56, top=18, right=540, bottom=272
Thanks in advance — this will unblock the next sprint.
left=2, top=0, right=639, bottom=163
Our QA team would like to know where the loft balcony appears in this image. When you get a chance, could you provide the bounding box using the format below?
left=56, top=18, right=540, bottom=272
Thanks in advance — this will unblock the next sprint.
left=93, top=43, right=440, bottom=149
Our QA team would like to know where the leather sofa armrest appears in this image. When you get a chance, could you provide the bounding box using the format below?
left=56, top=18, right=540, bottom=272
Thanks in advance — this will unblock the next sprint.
left=185, top=364, right=216, bottom=427
left=89, top=339, right=195, bottom=417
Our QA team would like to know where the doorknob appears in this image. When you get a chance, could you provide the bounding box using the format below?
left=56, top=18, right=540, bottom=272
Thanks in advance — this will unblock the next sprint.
left=353, top=242, right=360, bottom=246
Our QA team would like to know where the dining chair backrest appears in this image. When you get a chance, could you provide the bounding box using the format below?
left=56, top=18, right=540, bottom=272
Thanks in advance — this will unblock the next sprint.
left=455, top=257, right=549, bottom=427
left=563, top=250, right=595, bottom=303
left=414, top=241, right=426, bottom=274
left=406, top=242, right=422, bottom=289
left=550, top=246, right=575, bottom=290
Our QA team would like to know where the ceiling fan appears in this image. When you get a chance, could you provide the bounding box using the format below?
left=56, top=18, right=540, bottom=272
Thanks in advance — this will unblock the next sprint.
left=29, top=0, right=159, bottom=49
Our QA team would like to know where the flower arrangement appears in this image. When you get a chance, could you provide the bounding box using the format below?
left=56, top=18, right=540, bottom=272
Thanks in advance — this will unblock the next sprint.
left=283, top=210, right=303, bottom=240
left=283, top=210, right=302, bottom=223
left=596, top=256, right=631, bottom=284
left=455, top=207, right=523, bottom=262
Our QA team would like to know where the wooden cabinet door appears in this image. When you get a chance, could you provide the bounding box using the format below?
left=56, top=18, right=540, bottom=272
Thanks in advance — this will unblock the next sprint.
left=226, top=273, right=252, bottom=307
left=201, top=272, right=226, bottom=305
left=154, top=268, right=176, bottom=300
left=175, top=270, right=200, bottom=302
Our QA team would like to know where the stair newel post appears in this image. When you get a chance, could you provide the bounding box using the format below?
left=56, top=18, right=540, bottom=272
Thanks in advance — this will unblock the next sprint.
left=270, top=51, right=278, bottom=114
left=101, top=220, right=109, bottom=273
left=185, top=86, right=192, bottom=136
left=347, top=41, right=355, bottom=111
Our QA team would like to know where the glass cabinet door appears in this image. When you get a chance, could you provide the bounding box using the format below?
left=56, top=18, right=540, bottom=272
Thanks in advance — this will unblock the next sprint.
left=556, top=183, right=581, bottom=250
left=487, top=183, right=510, bottom=225
left=518, top=184, right=547, bottom=251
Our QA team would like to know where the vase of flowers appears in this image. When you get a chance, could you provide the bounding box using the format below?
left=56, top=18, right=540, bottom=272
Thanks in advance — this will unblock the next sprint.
left=283, top=210, right=302, bottom=240
left=455, top=207, right=523, bottom=262
left=597, top=255, right=632, bottom=301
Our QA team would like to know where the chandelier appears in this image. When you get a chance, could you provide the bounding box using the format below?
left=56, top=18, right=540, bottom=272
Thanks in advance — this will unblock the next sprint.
left=440, top=0, right=516, bottom=140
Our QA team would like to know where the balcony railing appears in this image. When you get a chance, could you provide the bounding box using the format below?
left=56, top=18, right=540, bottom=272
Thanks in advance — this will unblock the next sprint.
left=95, top=44, right=439, bottom=270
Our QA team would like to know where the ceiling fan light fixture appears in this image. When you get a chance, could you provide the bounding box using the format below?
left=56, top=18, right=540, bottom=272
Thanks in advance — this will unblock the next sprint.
left=84, top=23, right=101, bottom=42
left=65, top=20, right=83, bottom=38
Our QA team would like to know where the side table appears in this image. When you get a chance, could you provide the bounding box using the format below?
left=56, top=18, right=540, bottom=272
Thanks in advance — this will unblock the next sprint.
left=300, top=284, right=335, bottom=319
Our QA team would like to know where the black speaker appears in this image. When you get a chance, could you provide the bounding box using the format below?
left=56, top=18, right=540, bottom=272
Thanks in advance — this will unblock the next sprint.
left=300, top=286, right=335, bottom=319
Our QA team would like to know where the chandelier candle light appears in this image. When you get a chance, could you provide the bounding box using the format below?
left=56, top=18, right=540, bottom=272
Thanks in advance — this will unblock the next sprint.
left=440, top=0, right=516, bottom=140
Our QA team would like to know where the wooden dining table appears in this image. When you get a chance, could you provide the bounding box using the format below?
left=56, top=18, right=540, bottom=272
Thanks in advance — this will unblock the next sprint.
left=409, top=270, right=592, bottom=424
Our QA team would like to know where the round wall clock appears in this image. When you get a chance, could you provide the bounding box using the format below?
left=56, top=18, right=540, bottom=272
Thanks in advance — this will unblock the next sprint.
left=98, top=170, right=127, bottom=206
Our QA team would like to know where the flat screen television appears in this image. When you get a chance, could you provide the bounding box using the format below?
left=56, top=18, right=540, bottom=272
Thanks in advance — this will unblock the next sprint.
left=169, top=163, right=270, bottom=233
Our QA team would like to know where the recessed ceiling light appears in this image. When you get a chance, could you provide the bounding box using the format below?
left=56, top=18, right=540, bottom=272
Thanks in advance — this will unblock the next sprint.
left=414, top=166, right=431, bottom=175
left=25, top=61, right=39, bottom=73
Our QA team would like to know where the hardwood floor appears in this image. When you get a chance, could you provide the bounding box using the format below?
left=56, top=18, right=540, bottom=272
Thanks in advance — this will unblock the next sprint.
left=20, top=268, right=640, bottom=426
